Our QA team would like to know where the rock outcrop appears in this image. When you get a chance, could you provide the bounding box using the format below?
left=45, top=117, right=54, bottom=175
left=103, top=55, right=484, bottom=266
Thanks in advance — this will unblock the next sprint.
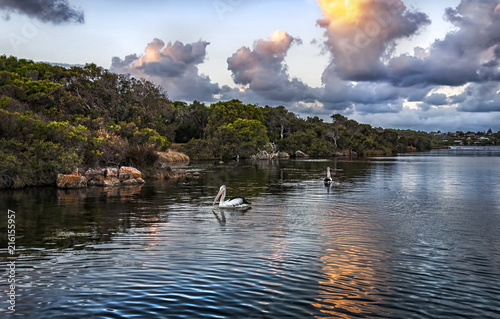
left=57, top=166, right=145, bottom=188
left=56, top=174, right=88, bottom=189
left=119, top=166, right=145, bottom=185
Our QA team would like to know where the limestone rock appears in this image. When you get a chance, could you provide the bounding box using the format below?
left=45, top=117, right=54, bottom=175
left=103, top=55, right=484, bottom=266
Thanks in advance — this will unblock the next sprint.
left=119, top=166, right=142, bottom=181
left=59, top=166, right=145, bottom=188
left=56, top=174, right=87, bottom=189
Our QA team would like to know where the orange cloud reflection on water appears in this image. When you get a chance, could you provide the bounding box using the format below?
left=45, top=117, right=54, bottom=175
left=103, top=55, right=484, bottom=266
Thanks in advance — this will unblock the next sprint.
left=313, top=253, right=373, bottom=316
left=312, top=230, right=392, bottom=318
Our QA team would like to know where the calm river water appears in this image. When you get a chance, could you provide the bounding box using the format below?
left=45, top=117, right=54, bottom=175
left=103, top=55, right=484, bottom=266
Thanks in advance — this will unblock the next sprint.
left=1, top=147, right=500, bottom=318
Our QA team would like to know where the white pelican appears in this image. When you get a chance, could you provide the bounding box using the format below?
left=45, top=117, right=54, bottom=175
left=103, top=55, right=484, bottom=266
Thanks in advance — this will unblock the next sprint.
left=324, top=167, right=333, bottom=184
left=212, top=185, right=250, bottom=208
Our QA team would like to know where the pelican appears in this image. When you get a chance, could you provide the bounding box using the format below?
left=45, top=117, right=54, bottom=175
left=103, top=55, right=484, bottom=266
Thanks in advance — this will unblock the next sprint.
left=212, top=185, right=250, bottom=208
left=324, top=167, right=333, bottom=184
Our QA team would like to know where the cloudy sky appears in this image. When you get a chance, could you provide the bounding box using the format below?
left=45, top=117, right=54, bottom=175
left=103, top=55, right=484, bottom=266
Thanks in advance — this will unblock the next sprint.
left=1, top=0, right=500, bottom=132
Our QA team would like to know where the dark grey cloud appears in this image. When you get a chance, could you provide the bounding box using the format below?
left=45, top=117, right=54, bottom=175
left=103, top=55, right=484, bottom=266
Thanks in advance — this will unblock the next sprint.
left=354, top=100, right=404, bottom=114
left=389, top=0, right=500, bottom=87
left=454, top=82, right=500, bottom=112
left=405, top=86, right=433, bottom=102
left=313, top=0, right=500, bottom=125
left=111, top=38, right=220, bottom=102
left=138, top=58, right=187, bottom=78
left=424, top=93, right=448, bottom=106
left=0, top=0, right=84, bottom=24
left=319, top=65, right=404, bottom=113
left=383, top=1, right=500, bottom=87
left=110, top=54, right=138, bottom=74
left=318, top=79, right=404, bottom=114
left=416, top=102, right=431, bottom=111
left=316, top=0, right=500, bottom=89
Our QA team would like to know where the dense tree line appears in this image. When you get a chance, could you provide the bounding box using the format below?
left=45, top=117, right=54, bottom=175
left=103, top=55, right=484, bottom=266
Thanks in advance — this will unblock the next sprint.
left=1, top=55, right=433, bottom=188
left=0, top=55, right=173, bottom=188
left=180, top=103, right=433, bottom=159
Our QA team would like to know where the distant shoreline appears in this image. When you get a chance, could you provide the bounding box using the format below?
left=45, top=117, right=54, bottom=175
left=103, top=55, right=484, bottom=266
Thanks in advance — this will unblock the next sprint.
left=448, top=145, right=500, bottom=150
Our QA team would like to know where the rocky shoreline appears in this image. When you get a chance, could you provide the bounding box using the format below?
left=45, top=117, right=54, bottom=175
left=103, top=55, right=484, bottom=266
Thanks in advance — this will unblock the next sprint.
left=56, top=166, right=145, bottom=189
left=56, top=150, right=191, bottom=189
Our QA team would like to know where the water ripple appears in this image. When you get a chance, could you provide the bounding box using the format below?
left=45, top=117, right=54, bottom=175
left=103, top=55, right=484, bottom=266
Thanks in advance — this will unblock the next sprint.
left=2, top=155, right=500, bottom=318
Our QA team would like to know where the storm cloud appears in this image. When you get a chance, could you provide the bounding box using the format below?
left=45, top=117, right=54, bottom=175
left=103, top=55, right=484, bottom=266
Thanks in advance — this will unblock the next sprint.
left=386, top=0, right=500, bottom=87
left=313, top=0, right=500, bottom=125
left=316, top=0, right=500, bottom=88
left=314, top=0, right=433, bottom=114
left=111, top=38, right=220, bottom=102
left=0, top=0, right=84, bottom=24
left=453, top=82, right=500, bottom=112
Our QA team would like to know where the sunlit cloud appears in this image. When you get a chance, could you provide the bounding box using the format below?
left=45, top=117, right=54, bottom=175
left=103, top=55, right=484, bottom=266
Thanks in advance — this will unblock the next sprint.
left=111, top=38, right=220, bottom=101
left=108, top=0, right=500, bottom=132
left=317, top=0, right=430, bottom=81
left=317, top=0, right=363, bottom=23
left=224, top=30, right=317, bottom=103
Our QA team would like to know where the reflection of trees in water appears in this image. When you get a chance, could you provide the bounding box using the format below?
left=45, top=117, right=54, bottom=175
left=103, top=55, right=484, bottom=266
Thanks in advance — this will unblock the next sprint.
left=0, top=159, right=377, bottom=253
left=0, top=185, right=166, bottom=251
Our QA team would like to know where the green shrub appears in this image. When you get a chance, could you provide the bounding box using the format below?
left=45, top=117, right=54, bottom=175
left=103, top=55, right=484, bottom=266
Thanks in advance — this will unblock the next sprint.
left=0, top=139, right=81, bottom=188
left=130, top=128, right=171, bottom=151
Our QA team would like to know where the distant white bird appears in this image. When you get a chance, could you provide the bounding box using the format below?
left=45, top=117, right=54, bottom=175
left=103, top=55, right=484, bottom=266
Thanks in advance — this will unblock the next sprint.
left=324, top=167, right=333, bottom=184
left=212, top=185, right=251, bottom=208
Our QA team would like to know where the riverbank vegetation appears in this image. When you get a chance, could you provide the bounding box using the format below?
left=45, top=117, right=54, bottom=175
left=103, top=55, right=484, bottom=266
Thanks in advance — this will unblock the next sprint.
left=0, top=55, right=454, bottom=188
left=176, top=102, right=435, bottom=159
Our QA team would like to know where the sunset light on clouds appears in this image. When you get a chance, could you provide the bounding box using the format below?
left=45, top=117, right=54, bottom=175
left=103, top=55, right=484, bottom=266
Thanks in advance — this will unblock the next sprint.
left=318, top=0, right=363, bottom=23
left=2, top=0, right=500, bottom=132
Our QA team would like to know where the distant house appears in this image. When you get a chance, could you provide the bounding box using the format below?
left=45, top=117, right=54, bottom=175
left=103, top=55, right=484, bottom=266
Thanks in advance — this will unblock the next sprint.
left=454, top=139, right=463, bottom=144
